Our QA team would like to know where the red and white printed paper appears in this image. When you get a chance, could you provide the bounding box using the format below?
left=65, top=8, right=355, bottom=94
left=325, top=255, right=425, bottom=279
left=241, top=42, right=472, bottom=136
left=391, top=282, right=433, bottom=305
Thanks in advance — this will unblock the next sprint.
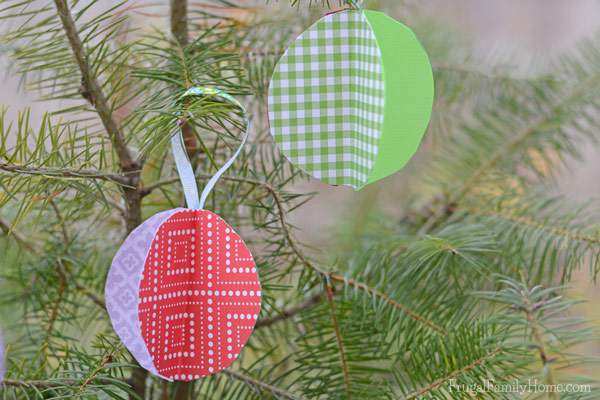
left=107, top=209, right=261, bottom=380
left=138, top=209, right=260, bottom=380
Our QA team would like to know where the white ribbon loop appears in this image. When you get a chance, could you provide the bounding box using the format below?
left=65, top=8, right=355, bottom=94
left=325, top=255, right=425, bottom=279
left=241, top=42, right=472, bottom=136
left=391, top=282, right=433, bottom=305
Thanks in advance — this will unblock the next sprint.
left=170, top=87, right=250, bottom=210
left=347, top=0, right=364, bottom=10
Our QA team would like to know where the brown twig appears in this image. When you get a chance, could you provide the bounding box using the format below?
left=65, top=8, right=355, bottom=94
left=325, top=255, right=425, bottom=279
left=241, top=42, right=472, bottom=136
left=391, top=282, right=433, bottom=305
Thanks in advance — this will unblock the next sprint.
left=49, top=199, right=70, bottom=247
left=52, top=1, right=144, bottom=397
left=73, top=281, right=107, bottom=310
left=2, top=378, right=68, bottom=388
left=170, top=0, right=199, bottom=166
left=0, top=216, right=35, bottom=252
left=521, top=296, right=559, bottom=400
left=222, top=370, right=302, bottom=400
left=325, top=281, right=352, bottom=399
left=0, top=162, right=132, bottom=187
left=41, top=262, right=67, bottom=359
left=1, top=377, right=113, bottom=388
left=52, top=0, right=137, bottom=172
left=75, top=344, right=123, bottom=396
left=255, top=292, right=323, bottom=329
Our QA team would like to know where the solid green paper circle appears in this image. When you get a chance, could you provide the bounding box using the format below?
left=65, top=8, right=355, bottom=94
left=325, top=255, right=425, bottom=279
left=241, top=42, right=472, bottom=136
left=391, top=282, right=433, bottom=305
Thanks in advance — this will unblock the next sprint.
left=364, top=10, right=434, bottom=185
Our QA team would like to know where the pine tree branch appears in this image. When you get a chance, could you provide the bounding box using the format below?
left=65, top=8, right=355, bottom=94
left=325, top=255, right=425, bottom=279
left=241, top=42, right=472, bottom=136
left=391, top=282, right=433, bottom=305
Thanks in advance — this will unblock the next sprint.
left=52, top=0, right=142, bottom=238
left=0, top=161, right=133, bottom=187
left=255, top=292, right=323, bottom=329
left=420, top=72, right=600, bottom=234
left=222, top=370, right=303, bottom=400
left=141, top=174, right=275, bottom=196
left=39, top=248, right=108, bottom=311
left=520, top=293, right=559, bottom=400
left=0, top=216, right=35, bottom=252
left=1, top=377, right=111, bottom=388
left=465, top=206, right=600, bottom=245
left=266, top=180, right=449, bottom=336
left=328, top=273, right=448, bottom=336
left=170, top=0, right=199, bottom=165
left=50, top=5, right=146, bottom=398
left=2, top=378, right=68, bottom=388
left=3, top=355, right=300, bottom=399
left=43, top=262, right=66, bottom=358
left=75, top=344, right=123, bottom=397
left=49, top=199, right=70, bottom=247
left=403, top=348, right=501, bottom=400
left=170, top=0, right=189, bottom=45
left=1, top=345, right=125, bottom=394
left=52, top=0, right=144, bottom=313
left=143, top=173, right=446, bottom=334
left=432, top=62, right=558, bottom=84
left=325, top=281, right=352, bottom=399
left=52, top=0, right=137, bottom=173
left=75, top=285, right=107, bottom=310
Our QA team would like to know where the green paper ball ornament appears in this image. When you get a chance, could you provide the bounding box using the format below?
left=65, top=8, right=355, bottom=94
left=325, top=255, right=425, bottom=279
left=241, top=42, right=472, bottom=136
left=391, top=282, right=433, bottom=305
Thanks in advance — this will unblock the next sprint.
left=268, top=9, right=434, bottom=190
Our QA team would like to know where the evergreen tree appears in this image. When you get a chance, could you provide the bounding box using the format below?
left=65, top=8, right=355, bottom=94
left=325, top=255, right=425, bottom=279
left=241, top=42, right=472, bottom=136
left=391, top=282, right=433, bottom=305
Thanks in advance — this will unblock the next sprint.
left=1, top=0, right=599, bottom=399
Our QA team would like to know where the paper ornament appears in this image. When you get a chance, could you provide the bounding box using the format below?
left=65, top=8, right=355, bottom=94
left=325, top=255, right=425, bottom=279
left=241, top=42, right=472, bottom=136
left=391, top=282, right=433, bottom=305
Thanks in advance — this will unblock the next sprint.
left=106, top=87, right=261, bottom=381
left=268, top=8, right=434, bottom=190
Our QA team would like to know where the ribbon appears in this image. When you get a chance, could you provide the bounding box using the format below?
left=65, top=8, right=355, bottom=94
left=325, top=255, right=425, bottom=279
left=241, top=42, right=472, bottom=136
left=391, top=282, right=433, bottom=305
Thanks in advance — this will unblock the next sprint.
left=346, top=0, right=364, bottom=10
left=170, top=87, right=250, bottom=210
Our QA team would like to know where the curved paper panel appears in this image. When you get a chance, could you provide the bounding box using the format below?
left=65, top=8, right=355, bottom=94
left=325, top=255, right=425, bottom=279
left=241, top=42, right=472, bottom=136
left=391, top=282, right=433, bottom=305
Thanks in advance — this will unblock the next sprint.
left=138, top=209, right=261, bottom=380
left=106, top=209, right=181, bottom=376
left=269, top=10, right=385, bottom=189
left=364, top=11, right=434, bottom=184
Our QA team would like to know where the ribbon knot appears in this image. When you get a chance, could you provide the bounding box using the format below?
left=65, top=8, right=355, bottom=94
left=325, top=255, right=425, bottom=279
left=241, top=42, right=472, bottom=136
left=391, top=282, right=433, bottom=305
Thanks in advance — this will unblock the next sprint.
left=170, top=87, right=250, bottom=210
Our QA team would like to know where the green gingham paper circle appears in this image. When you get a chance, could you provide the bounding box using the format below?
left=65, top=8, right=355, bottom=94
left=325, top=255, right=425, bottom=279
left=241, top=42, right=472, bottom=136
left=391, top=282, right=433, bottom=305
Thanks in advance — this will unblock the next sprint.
left=268, top=9, right=434, bottom=190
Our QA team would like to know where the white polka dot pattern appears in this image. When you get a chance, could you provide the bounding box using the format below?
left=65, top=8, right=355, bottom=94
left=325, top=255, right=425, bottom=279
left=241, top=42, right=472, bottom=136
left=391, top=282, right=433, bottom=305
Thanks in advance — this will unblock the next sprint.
left=138, top=209, right=261, bottom=380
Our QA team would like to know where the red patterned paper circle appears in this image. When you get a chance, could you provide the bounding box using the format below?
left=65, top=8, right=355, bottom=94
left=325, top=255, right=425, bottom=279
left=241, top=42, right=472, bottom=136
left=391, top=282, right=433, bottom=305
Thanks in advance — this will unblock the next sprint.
left=138, top=209, right=261, bottom=380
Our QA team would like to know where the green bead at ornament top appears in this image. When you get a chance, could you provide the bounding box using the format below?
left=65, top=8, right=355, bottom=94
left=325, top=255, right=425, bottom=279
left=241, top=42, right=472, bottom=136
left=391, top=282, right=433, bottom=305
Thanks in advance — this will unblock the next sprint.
left=268, top=9, right=434, bottom=190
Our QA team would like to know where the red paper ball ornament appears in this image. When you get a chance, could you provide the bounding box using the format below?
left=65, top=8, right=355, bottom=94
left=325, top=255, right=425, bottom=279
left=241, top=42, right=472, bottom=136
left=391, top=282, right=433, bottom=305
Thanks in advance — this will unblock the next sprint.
left=106, top=88, right=260, bottom=380
left=138, top=209, right=260, bottom=379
